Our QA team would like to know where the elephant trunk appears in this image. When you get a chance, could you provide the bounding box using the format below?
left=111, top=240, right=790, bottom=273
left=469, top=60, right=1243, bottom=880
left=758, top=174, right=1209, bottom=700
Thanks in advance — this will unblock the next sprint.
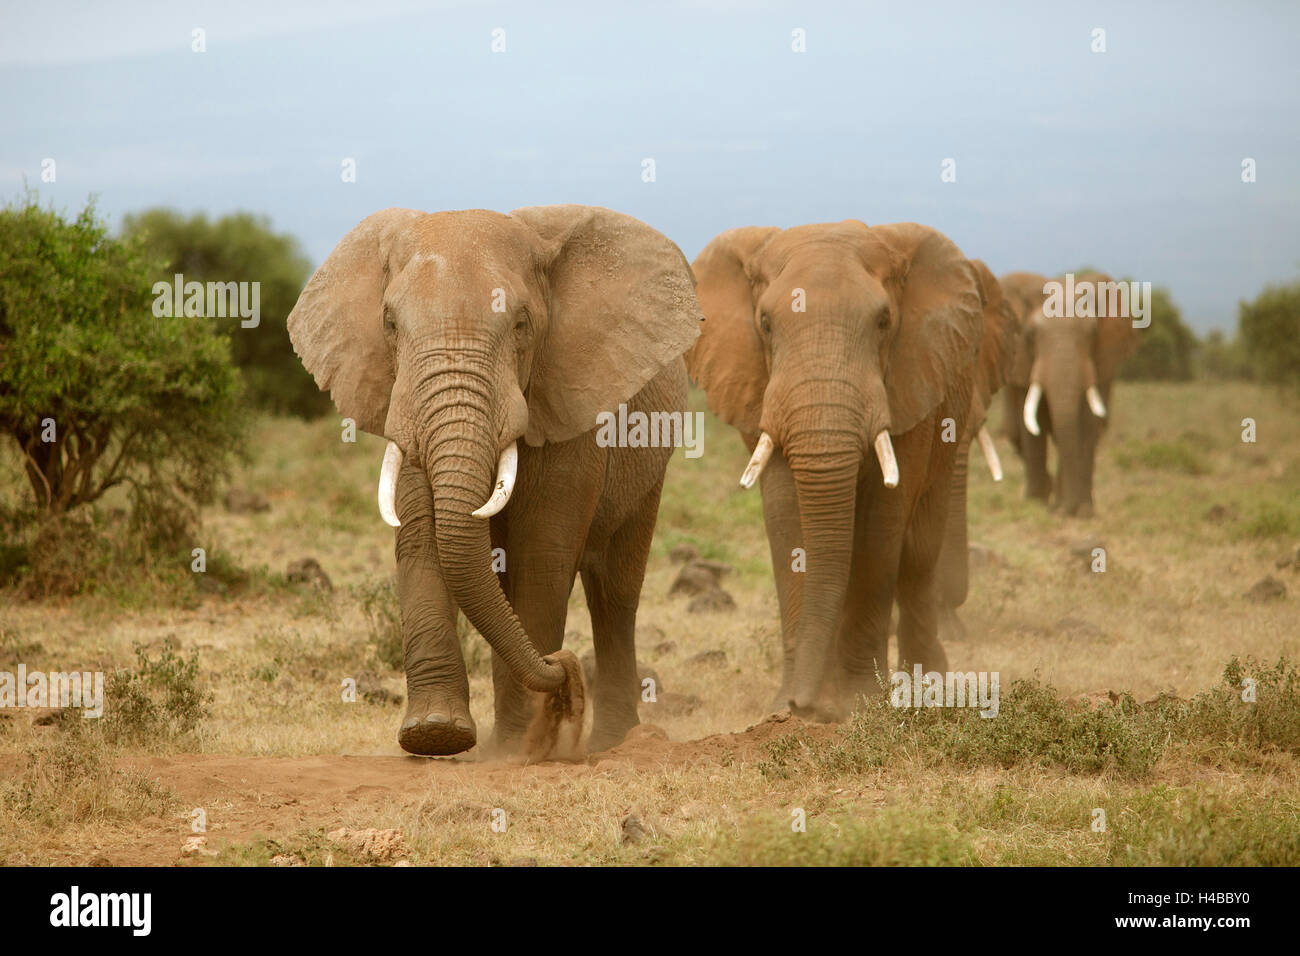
left=782, top=418, right=862, bottom=712
left=420, top=366, right=564, bottom=693
left=1041, top=358, right=1095, bottom=517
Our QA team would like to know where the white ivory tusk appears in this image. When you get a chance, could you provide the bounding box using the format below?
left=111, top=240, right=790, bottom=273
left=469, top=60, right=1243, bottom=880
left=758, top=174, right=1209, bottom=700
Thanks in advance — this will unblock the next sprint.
left=976, top=425, right=1003, bottom=482
left=378, top=441, right=404, bottom=528
left=874, top=430, right=899, bottom=488
left=471, top=442, right=519, bottom=518
left=1023, top=383, right=1043, bottom=437
left=1086, top=386, right=1107, bottom=418
left=739, top=432, right=775, bottom=489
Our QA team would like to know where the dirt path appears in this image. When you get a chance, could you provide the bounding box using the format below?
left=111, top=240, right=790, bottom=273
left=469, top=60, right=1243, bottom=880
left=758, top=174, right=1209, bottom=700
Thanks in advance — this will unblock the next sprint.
left=9, top=714, right=831, bottom=866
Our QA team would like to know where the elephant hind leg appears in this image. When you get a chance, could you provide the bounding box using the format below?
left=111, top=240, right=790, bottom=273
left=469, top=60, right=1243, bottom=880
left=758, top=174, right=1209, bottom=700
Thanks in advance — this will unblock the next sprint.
left=582, top=477, right=664, bottom=753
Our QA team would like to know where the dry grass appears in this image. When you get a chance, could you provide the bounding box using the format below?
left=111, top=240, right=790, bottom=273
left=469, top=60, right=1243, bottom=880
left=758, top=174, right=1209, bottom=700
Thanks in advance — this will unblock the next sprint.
left=2, top=381, right=1298, bottom=865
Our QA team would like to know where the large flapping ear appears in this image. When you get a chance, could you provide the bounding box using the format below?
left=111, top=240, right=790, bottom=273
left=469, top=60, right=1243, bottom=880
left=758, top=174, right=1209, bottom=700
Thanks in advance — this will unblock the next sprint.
left=867, top=223, right=983, bottom=435
left=1077, top=271, right=1140, bottom=386
left=968, top=259, right=1017, bottom=420
left=684, top=226, right=780, bottom=437
left=997, top=271, right=1050, bottom=387
left=508, top=205, right=702, bottom=446
left=286, top=208, right=426, bottom=435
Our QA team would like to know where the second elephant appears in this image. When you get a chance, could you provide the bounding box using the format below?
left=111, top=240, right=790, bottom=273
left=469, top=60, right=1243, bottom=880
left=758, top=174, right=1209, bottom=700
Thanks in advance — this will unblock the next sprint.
left=688, top=220, right=983, bottom=718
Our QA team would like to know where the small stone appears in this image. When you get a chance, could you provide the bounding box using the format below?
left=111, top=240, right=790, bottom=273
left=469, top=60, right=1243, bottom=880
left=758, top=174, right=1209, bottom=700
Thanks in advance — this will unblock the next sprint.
left=182, top=836, right=217, bottom=858
left=687, top=588, right=736, bottom=613
left=356, top=670, right=402, bottom=706
left=224, top=488, right=270, bottom=514
left=1245, top=576, right=1286, bottom=603
left=669, top=563, right=718, bottom=596
left=1204, top=504, right=1238, bottom=524
left=286, top=557, right=332, bottom=591
left=669, top=543, right=700, bottom=564
left=327, top=827, right=409, bottom=862
left=687, top=649, right=728, bottom=667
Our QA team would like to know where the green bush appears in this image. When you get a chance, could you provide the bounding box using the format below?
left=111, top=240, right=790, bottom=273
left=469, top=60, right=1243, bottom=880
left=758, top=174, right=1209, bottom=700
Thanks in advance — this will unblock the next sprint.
left=0, top=195, right=247, bottom=557
left=122, top=208, right=327, bottom=417
left=1239, top=279, right=1300, bottom=388
left=101, top=638, right=212, bottom=745
left=1119, top=286, right=1198, bottom=381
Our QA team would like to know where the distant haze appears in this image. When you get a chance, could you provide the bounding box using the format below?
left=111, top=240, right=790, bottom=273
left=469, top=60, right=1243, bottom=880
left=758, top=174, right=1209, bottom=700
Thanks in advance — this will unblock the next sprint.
left=3, top=0, right=1298, bottom=333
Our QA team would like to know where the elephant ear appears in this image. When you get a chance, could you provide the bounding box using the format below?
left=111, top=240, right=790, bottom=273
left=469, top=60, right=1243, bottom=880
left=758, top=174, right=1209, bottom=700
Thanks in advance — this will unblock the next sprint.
left=998, top=272, right=1048, bottom=387
left=685, top=226, right=780, bottom=437
left=869, top=223, right=983, bottom=435
left=969, top=259, right=1016, bottom=419
left=286, top=208, right=425, bottom=436
left=509, top=205, right=703, bottom=446
left=1080, top=272, right=1139, bottom=385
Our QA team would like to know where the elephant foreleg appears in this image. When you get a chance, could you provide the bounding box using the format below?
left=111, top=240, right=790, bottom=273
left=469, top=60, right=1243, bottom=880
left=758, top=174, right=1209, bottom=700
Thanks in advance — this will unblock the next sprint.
left=758, top=447, right=803, bottom=708
left=896, top=483, right=950, bottom=678
left=394, top=462, right=476, bottom=756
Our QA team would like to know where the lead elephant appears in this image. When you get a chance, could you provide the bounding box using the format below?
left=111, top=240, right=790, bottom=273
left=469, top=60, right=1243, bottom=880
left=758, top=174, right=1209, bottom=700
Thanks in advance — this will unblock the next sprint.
left=287, top=205, right=701, bottom=756
left=935, top=259, right=1019, bottom=642
left=687, top=221, right=983, bottom=718
left=1000, top=271, right=1138, bottom=517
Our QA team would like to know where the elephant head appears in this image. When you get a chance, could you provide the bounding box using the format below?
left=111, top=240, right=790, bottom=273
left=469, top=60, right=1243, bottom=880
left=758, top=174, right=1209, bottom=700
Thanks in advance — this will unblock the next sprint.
left=288, top=205, right=699, bottom=693
left=1006, top=270, right=1137, bottom=516
left=687, top=220, right=982, bottom=709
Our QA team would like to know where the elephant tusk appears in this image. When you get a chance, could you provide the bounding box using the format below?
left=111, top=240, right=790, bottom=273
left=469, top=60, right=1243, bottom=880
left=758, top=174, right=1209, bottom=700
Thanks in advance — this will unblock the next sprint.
left=874, top=430, right=899, bottom=488
left=1086, top=385, right=1107, bottom=419
left=378, top=441, right=404, bottom=528
left=1023, top=383, right=1043, bottom=437
left=471, top=441, right=518, bottom=518
left=739, top=432, right=774, bottom=489
left=976, top=425, right=1003, bottom=482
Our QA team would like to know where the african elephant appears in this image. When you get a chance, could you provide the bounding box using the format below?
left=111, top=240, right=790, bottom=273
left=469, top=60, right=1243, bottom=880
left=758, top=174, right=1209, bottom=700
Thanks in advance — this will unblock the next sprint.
left=687, top=221, right=983, bottom=718
left=1000, top=271, right=1137, bottom=517
left=935, top=260, right=1019, bottom=642
left=287, top=205, right=701, bottom=756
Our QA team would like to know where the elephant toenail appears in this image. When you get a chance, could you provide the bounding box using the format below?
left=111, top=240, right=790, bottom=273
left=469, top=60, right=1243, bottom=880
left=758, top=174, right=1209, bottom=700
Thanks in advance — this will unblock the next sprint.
left=453, top=717, right=472, bottom=731
left=401, top=717, right=421, bottom=731
left=425, top=713, right=449, bottom=725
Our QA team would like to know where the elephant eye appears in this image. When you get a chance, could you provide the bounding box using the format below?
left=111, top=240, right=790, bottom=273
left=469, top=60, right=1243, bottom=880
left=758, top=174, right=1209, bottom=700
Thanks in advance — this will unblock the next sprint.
left=876, top=311, right=890, bottom=332
left=382, top=307, right=396, bottom=333
left=514, top=308, right=530, bottom=334
left=759, top=313, right=772, bottom=335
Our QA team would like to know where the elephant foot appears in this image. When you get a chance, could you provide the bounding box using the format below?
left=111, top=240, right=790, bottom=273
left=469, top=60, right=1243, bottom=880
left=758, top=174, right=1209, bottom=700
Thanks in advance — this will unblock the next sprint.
left=398, top=692, right=476, bottom=756
left=937, top=605, right=968, bottom=644
left=588, top=714, right=638, bottom=754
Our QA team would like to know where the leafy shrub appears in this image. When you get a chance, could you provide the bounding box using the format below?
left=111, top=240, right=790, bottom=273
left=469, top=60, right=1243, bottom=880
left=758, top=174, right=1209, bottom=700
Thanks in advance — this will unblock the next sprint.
left=1118, top=286, right=1198, bottom=382
left=101, top=638, right=212, bottom=745
left=0, top=195, right=248, bottom=521
left=122, top=208, right=327, bottom=417
left=759, top=658, right=1300, bottom=782
left=1239, top=279, right=1300, bottom=388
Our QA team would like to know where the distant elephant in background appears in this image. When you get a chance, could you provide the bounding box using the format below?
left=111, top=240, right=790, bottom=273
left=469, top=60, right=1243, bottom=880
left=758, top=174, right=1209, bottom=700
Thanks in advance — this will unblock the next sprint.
left=935, top=260, right=1019, bottom=641
left=1000, top=271, right=1137, bottom=517
left=688, top=221, right=982, bottom=718
left=288, top=205, right=700, bottom=756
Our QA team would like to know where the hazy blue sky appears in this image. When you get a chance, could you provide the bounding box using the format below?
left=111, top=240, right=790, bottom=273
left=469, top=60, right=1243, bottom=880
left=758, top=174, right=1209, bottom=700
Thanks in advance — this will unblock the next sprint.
left=3, top=0, right=1298, bottom=332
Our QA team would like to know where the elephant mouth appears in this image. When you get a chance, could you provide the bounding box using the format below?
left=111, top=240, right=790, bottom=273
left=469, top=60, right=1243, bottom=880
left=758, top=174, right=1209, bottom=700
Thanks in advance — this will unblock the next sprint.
left=738, top=429, right=899, bottom=490
left=375, top=439, right=520, bottom=527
